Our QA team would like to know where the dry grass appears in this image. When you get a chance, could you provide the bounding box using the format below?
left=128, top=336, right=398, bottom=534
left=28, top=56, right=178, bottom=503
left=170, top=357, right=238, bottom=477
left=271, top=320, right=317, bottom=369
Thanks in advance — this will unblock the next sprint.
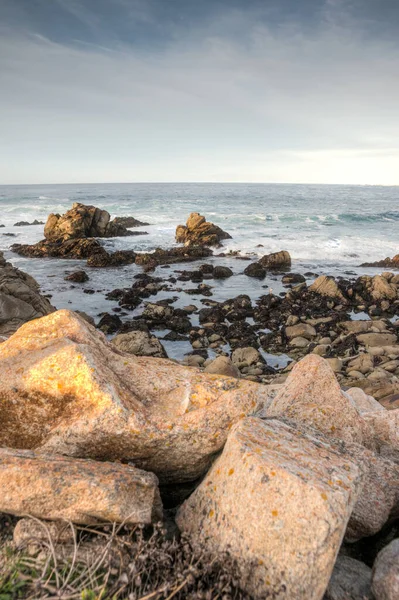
left=0, top=517, right=253, bottom=600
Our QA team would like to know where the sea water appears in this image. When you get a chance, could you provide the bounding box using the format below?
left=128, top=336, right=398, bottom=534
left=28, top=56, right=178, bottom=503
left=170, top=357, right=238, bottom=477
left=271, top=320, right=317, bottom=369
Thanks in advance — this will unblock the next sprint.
left=0, top=182, right=397, bottom=359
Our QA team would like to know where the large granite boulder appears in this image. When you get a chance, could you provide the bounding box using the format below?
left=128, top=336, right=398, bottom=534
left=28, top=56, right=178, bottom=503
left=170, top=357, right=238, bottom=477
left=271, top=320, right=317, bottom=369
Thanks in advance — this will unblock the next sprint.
left=111, top=330, right=167, bottom=358
left=44, top=202, right=138, bottom=241
left=266, top=355, right=373, bottom=447
left=0, top=310, right=270, bottom=483
left=177, top=417, right=363, bottom=600
left=0, top=448, right=162, bottom=525
left=309, top=275, right=347, bottom=303
left=0, top=252, right=55, bottom=336
left=176, top=213, right=232, bottom=247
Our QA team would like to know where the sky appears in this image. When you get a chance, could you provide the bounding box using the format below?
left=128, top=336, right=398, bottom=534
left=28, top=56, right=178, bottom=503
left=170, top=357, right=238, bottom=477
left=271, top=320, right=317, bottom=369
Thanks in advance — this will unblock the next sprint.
left=0, top=0, right=398, bottom=185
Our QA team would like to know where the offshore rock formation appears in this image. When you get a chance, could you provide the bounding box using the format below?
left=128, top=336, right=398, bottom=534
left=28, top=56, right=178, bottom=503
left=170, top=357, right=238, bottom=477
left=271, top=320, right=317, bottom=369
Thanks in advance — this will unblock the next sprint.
left=0, top=251, right=55, bottom=336
left=44, top=202, right=142, bottom=241
left=176, top=213, right=232, bottom=247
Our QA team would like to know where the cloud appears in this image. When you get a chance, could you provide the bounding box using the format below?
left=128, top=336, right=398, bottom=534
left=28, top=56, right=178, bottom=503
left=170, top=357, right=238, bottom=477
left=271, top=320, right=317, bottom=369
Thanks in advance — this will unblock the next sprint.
left=0, top=1, right=398, bottom=184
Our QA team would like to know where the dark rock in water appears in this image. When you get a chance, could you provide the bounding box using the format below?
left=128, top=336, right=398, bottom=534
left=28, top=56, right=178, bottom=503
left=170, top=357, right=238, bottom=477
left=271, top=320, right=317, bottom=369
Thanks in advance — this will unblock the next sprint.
left=199, top=306, right=225, bottom=324
left=360, top=254, right=399, bottom=269
left=244, top=262, right=266, bottom=279
left=113, top=216, right=150, bottom=227
left=87, top=249, right=136, bottom=268
left=282, top=273, right=306, bottom=285
left=2, top=233, right=16, bottom=237
left=97, top=313, right=122, bottom=334
left=12, top=238, right=104, bottom=260
left=14, top=219, right=44, bottom=227
left=136, top=246, right=212, bottom=270
left=176, top=213, right=232, bottom=247
left=163, top=331, right=189, bottom=341
left=213, top=266, right=233, bottom=279
left=0, top=224, right=4, bottom=228
left=0, top=251, right=55, bottom=336
left=199, top=263, right=214, bottom=274
left=43, top=202, right=141, bottom=241
left=258, top=250, right=291, bottom=270
left=64, top=270, right=89, bottom=283
left=83, top=289, right=95, bottom=294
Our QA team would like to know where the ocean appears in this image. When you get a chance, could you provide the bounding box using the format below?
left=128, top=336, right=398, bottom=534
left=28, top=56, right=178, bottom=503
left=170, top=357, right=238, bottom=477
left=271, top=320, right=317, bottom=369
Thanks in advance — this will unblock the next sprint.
left=0, top=182, right=398, bottom=360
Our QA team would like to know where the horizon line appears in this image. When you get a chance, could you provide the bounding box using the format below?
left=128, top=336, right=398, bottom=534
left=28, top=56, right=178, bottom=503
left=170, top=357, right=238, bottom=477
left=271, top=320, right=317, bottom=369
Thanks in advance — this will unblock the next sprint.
left=1, top=181, right=398, bottom=188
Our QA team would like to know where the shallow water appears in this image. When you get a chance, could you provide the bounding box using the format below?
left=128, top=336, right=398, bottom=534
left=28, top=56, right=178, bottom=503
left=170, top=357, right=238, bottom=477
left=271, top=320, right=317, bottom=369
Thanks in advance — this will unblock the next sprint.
left=0, top=182, right=396, bottom=361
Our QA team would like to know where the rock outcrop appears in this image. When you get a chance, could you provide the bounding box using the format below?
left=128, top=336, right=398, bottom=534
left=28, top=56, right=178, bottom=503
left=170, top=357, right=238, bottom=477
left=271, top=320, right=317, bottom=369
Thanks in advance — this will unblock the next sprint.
left=361, top=255, right=399, bottom=269
left=113, top=216, right=150, bottom=228
left=177, top=417, right=363, bottom=600
left=0, top=448, right=162, bottom=525
left=44, top=203, right=141, bottom=241
left=176, top=213, right=232, bottom=247
left=0, top=251, right=55, bottom=336
left=309, top=275, right=347, bottom=302
left=0, top=309, right=269, bottom=483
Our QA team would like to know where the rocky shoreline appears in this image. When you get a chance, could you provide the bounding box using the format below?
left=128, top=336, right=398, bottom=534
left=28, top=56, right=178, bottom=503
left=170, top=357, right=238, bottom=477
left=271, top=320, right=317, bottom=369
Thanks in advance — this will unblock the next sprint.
left=0, top=203, right=398, bottom=599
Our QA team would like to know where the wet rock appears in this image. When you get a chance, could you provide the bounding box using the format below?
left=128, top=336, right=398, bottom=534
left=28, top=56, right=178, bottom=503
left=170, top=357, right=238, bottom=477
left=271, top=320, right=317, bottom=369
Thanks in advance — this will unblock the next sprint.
left=112, top=330, right=167, bottom=358
left=204, top=356, right=240, bottom=378
left=361, top=255, right=399, bottom=269
left=14, top=219, right=44, bottom=226
left=44, top=202, right=138, bottom=241
left=0, top=251, right=55, bottom=336
left=258, top=250, right=291, bottom=270
left=324, top=555, right=373, bottom=600
left=113, top=216, right=149, bottom=227
left=372, top=539, right=399, bottom=600
left=175, top=212, right=231, bottom=247
left=244, top=262, right=266, bottom=278
left=64, top=270, right=89, bottom=283
left=97, top=312, right=122, bottom=334
left=0, top=310, right=269, bottom=483
left=213, top=265, right=233, bottom=279
left=282, top=273, right=306, bottom=284
left=87, top=249, right=136, bottom=267
left=177, top=417, right=363, bottom=600
left=135, top=246, right=212, bottom=270
left=12, top=237, right=105, bottom=260
left=0, top=447, right=162, bottom=525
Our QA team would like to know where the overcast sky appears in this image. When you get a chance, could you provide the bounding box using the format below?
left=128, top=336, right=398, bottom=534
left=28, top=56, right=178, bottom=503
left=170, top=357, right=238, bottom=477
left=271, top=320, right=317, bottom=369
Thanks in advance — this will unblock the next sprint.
left=0, top=0, right=398, bottom=185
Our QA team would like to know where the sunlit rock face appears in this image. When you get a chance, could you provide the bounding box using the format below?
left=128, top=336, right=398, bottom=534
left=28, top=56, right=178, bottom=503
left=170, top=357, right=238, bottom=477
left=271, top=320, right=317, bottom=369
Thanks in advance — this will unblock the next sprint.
left=0, top=309, right=270, bottom=483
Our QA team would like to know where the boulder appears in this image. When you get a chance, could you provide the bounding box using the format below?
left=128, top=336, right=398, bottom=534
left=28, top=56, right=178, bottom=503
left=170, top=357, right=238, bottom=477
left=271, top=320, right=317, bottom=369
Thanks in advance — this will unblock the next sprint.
left=112, top=330, right=167, bottom=358
left=357, top=333, right=397, bottom=347
left=370, top=275, right=397, bottom=302
left=0, top=310, right=269, bottom=483
left=0, top=448, right=162, bottom=525
left=0, top=251, right=55, bottom=336
left=286, top=322, right=317, bottom=340
left=258, top=250, right=291, bottom=270
left=324, top=555, right=373, bottom=600
left=372, top=539, right=399, bottom=600
left=346, top=387, right=385, bottom=414
left=176, top=213, right=232, bottom=247
left=362, top=410, right=399, bottom=458
left=309, top=275, right=347, bottom=303
left=213, top=265, right=233, bottom=279
left=203, top=356, right=240, bottom=378
left=266, top=355, right=372, bottom=447
left=44, top=202, right=137, bottom=241
left=176, top=417, right=363, bottom=600
left=113, top=216, right=149, bottom=227
left=231, top=346, right=261, bottom=367
left=282, top=273, right=306, bottom=284
left=244, top=262, right=266, bottom=278
left=64, top=270, right=89, bottom=283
